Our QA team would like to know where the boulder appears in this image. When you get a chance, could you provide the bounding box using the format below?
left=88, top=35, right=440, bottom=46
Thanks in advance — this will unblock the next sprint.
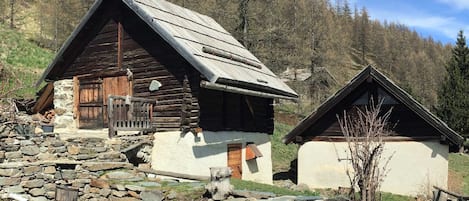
left=21, top=179, right=45, bottom=188
left=0, top=168, right=21, bottom=177
left=141, top=190, right=164, bottom=201
left=82, top=162, right=132, bottom=171
left=29, top=188, right=46, bottom=196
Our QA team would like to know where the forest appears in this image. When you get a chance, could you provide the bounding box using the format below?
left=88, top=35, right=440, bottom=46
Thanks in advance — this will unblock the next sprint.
left=0, top=0, right=454, bottom=112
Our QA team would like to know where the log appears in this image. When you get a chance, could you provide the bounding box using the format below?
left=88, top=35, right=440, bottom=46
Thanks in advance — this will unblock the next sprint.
left=136, top=168, right=209, bottom=181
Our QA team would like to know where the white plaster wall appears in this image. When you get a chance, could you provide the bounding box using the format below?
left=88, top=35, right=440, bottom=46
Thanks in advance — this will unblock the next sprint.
left=298, top=140, right=448, bottom=196
left=152, top=131, right=273, bottom=184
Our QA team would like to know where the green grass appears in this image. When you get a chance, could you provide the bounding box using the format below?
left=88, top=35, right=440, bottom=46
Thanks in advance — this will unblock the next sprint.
left=0, top=23, right=53, bottom=98
left=271, top=123, right=298, bottom=172
left=231, top=178, right=319, bottom=196
left=380, top=192, right=414, bottom=201
left=449, top=153, right=469, bottom=194
left=0, top=24, right=53, bottom=69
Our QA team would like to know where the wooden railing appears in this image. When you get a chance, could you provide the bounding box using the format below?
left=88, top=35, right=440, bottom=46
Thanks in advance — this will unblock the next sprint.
left=108, top=95, right=155, bottom=138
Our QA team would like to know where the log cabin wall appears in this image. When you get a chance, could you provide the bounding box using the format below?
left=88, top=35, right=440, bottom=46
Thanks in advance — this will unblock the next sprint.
left=58, top=4, right=200, bottom=132
left=198, top=88, right=274, bottom=134
left=303, top=81, right=441, bottom=139
left=55, top=3, right=274, bottom=134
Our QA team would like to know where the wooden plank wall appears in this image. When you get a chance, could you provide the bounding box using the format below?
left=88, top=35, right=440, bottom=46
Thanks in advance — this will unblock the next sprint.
left=303, top=82, right=441, bottom=138
left=121, top=9, right=200, bottom=132
left=198, top=89, right=274, bottom=134
left=64, top=20, right=119, bottom=78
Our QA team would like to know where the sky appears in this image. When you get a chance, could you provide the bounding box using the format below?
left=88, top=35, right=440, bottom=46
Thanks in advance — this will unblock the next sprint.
left=351, top=0, right=469, bottom=45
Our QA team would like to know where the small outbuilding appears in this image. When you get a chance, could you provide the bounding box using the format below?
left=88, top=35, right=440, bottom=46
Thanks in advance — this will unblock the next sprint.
left=36, top=0, right=297, bottom=184
left=283, top=66, right=463, bottom=196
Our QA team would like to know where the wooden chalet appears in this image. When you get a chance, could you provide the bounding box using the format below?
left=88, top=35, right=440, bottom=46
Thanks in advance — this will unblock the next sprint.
left=36, top=0, right=297, bottom=184
left=282, top=66, right=463, bottom=195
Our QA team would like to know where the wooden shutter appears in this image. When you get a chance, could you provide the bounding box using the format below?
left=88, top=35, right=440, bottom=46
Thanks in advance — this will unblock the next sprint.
left=78, top=79, right=103, bottom=129
left=227, top=143, right=242, bottom=179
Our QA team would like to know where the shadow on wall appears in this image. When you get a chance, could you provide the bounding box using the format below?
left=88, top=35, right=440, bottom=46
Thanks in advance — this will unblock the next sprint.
left=190, top=131, right=270, bottom=159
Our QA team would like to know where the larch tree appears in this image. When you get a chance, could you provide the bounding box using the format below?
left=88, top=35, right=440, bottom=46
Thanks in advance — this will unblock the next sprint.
left=437, top=30, right=469, bottom=140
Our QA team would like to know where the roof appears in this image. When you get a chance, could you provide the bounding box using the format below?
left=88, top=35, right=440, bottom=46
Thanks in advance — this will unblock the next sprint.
left=36, top=0, right=297, bottom=99
left=282, top=66, right=464, bottom=146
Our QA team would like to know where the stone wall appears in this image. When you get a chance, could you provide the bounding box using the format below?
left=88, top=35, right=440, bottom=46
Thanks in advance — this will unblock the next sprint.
left=53, top=79, right=75, bottom=130
left=0, top=120, right=155, bottom=200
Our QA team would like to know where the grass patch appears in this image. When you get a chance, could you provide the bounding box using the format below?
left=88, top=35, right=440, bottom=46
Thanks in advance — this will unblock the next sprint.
left=0, top=24, right=53, bottom=69
left=271, top=123, right=298, bottom=172
left=231, top=178, right=318, bottom=196
left=380, top=192, right=414, bottom=201
left=449, top=153, right=469, bottom=194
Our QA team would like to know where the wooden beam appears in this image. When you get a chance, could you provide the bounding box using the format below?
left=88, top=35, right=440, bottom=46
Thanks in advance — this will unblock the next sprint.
left=117, top=20, right=124, bottom=69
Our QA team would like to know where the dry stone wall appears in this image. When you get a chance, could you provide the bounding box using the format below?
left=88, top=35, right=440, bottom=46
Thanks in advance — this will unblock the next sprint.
left=0, top=119, right=157, bottom=201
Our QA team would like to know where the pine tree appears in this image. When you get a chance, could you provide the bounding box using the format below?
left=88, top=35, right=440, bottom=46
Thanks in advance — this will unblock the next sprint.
left=437, top=30, right=469, bottom=138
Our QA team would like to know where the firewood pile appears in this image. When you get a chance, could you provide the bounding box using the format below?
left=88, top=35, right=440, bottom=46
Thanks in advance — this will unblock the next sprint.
left=32, top=109, right=55, bottom=125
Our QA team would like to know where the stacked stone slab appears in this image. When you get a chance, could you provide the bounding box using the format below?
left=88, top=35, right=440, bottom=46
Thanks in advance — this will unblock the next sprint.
left=0, top=119, right=154, bottom=200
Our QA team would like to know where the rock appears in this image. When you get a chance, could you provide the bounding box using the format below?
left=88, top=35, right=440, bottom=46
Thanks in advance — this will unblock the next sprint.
left=112, top=190, right=128, bottom=197
left=71, top=154, right=97, bottom=160
left=0, top=168, right=21, bottom=177
left=5, top=151, right=22, bottom=159
left=104, top=171, right=135, bottom=179
left=109, top=196, right=139, bottom=201
left=0, top=176, right=20, bottom=186
left=43, top=166, right=56, bottom=174
left=90, top=179, right=110, bottom=189
left=295, top=196, right=324, bottom=201
left=232, top=190, right=276, bottom=199
left=166, top=190, right=178, bottom=200
left=21, top=145, right=40, bottom=156
left=30, top=196, right=48, bottom=201
left=34, top=127, right=44, bottom=135
left=141, top=190, right=164, bottom=201
left=269, top=196, right=297, bottom=201
left=128, top=191, right=140, bottom=198
left=55, top=169, right=76, bottom=180
left=44, top=183, right=56, bottom=191
left=99, top=188, right=112, bottom=197
left=46, top=191, right=55, bottom=199
left=21, top=179, right=45, bottom=188
left=98, top=151, right=122, bottom=160
left=37, top=153, right=56, bottom=160
left=67, top=145, right=80, bottom=155
left=30, top=188, right=46, bottom=196
left=5, top=185, right=25, bottom=193
left=20, top=140, right=34, bottom=146
left=113, top=184, right=126, bottom=191
left=24, top=165, right=41, bottom=175
left=51, top=140, right=65, bottom=147
left=82, top=162, right=132, bottom=171
left=94, top=146, right=108, bottom=153
left=0, top=151, right=4, bottom=159
left=125, top=185, right=146, bottom=192
left=53, top=146, right=67, bottom=153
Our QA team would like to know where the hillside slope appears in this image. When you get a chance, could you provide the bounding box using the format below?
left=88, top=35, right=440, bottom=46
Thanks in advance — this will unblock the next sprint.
left=0, top=24, right=53, bottom=98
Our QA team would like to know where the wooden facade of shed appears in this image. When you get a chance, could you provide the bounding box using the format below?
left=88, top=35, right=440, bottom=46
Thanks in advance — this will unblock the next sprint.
left=283, top=66, right=464, bottom=148
left=37, top=0, right=285, bottom=134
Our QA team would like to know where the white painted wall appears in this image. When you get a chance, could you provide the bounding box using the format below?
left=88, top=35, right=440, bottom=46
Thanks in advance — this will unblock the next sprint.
left=297, top=140, right=448, bottom=196
left=151, top=131, right=273, bottom=184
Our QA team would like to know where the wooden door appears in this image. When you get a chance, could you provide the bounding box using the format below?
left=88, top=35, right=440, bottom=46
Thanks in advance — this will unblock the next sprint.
left=78, top=79, right=103, bottom=129
left=227, top=143, right=242, bottom=179
left=102, top=76, right=132, bottom=126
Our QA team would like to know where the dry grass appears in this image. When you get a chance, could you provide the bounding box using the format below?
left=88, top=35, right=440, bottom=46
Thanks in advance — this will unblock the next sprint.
left=448, top=168, right=463, bottom=194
